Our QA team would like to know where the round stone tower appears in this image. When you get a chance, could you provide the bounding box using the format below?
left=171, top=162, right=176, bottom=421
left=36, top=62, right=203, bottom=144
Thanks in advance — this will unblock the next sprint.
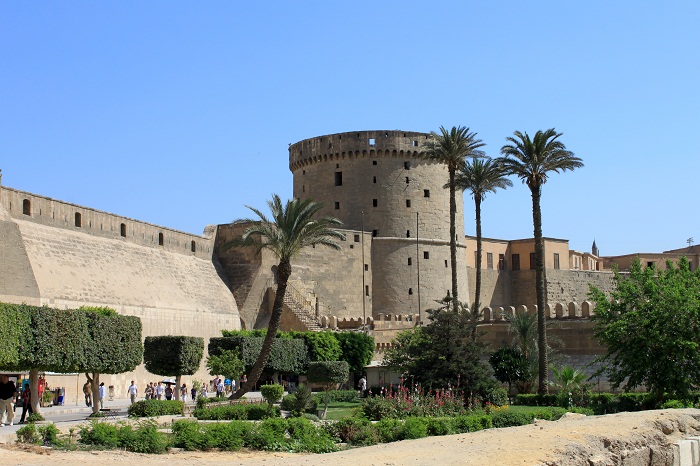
left=289, top=130, right=468, bottom=318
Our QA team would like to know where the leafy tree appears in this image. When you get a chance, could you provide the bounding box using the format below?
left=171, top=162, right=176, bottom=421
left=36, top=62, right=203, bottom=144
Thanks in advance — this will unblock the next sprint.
left=589, top=257, right=700, bottom=402
left=219, top=195, right=344, bottom=398
left=489, top=346, right=529, bottom=395
left=289, top=331, right=342, bottom=362
left=209, top=335, right=308, bottom=375
left=383, top=298, right=492, bottom=393
left=456, top=157, right=511, bottom=315
left=334, top=332, right=375, bottom=373
left=306, top=361, right=349, bottom=419
left=499, top=129, right=583, bottom=394
left=206, top=349, right=245, bottom=383
left=423, top=126, right=485, bottom=312
left=144, top=336, right=204, bottom=394
left=81, top=307, right=143, bottom=414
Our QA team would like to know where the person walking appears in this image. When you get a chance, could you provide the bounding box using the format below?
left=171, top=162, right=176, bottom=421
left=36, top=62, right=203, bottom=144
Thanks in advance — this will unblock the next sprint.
left=127, top=380, right=138, bottom=404
left=98, top=382, right=106, bottom=409
left=155, top=382, right=164, bottom=400
left=180, top=383, right=187, bottom=402
left=19, top=383, right=32, bottom=424
left=83, top=380, right=92, bottom=407
left=190, top=384, right=197, bottom=401
left=0, top=375, right=17, bottom=426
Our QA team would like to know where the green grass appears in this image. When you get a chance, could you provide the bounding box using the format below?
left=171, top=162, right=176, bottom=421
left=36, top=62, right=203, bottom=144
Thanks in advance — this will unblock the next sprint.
left=324, top=401, right=361, bottom=420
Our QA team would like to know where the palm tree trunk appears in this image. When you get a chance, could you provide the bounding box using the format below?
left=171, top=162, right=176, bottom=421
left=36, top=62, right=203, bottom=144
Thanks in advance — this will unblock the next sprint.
left=530, top=185, right=548, bottom=395
left=87, top=372, right=101, bottom=415
left=474, top=196, right=482, bottom=318
left=231, top=259, right=291, bottom=399
left=449, top=167, right=459, bottom=312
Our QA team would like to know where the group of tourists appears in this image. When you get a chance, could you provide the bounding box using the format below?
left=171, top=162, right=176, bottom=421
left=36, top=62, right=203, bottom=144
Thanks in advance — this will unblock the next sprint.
left=0, top=374, right=40, bottom=425
left=82, top=380, right=107, bottom=408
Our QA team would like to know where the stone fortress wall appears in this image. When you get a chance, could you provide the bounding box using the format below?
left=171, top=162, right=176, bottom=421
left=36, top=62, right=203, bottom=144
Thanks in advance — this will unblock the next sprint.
left=289, top=130, right=468, bottom=317
left=0, top=184, right=241, bottom=400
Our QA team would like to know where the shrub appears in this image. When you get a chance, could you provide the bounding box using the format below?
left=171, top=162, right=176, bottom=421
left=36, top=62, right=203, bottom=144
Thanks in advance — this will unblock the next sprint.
left=291, top=384, right=316, bottom=416
left=38, top=423, right=61, bottom=446
left=453, top=414, right=492, bottom=433
left=245, top=418, right=289, bottom=451
left=483, top=387, right=509, bottom=407
left=205, top=421, right=251, bottom=451
left=375, top=418, right=403, bottom=443
left=79, top=421, right=120, bottom=448
left=15, top=424, right=40, bottom=444
left=425, top=417, right=455, bottom=436
left=588, top=393, right=618, bottom=414
left=280, top=393, right=296, bottom=411
left=286, top=417, right=338, bottom=453
left=193, top=403, right=280, bottom=421
left=329, top=418, right=378, bottom=446
left=26, top=412, right=45, bottom=423
left=313, top=389, right=359, bottom=403
left=171, top=419, right=208, bottom=451
left=260, top=384, right=284, bottom=405
left=513, top=393, right=559, bottom=406
left=128, top=399, right=184, bottom=417
left=361, top=395, right=395, bottom=421
left=661, top=400, right=686, bottom=409
left=117, top=420, right=169, bottom=454
left=401, top=417, right=428, bottom=439
left=491, top=411, right=533, bottom=428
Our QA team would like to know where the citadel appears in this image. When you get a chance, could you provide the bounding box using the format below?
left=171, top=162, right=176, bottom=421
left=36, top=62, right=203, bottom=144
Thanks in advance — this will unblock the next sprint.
left=1, top=130, right=698, bottom=400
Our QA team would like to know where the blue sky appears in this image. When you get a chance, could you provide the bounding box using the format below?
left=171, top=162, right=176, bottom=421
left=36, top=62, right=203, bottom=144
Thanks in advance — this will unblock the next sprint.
left=1, top=2, right=697, bottom=256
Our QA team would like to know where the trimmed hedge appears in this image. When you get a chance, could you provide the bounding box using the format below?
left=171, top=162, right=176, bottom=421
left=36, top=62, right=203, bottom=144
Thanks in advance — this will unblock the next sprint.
left=127, top=399, right=184, bottom=417
left=193, top=403, right=281, bottom=420
left=312, top=390, right=359, bottom=404
left=209, top=336, right=308, bottom=374
left=144, top=336, right=204, bottom=377
left=513, top=392, right=659, bottom=414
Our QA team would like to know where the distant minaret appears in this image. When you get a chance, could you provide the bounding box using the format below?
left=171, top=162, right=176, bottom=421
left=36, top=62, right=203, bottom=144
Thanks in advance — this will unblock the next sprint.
left=592, top=239, right=599, bottom=257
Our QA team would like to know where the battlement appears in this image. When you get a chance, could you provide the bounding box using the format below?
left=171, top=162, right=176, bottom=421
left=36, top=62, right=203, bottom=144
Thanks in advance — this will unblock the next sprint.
left=1, top=186, right=214, bottom=260
left=289, top=130, right=431, bottom=171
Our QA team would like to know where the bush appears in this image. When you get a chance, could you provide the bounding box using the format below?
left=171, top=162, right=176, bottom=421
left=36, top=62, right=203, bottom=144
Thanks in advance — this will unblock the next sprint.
left=375, top=418, right=402, bottom=443
left=79, top=421, right=120, bottom=448
left=38, top=423, right=61, bottom=446
left=286, top=417, right=338, bottom=453
left=246, top=418, right=289, bottom=451
left=193, top=403, right=280, bottom=421
left=661, top=400, right=686, bottom=409
left=128, top=399, right=184, bottom=417
left=313, top=389, right=359, bottom=403
left=491, top=411, right=534, bottom=428
left=361, top=395, right=395, bottom=421
left=15, top=424, right=40, bottom=444
left=513, top=393, right=559, bottom=406
left=171, top=420, right=208, bottom=451
left=171, top=419, right=252, bottom=451
left=280, top=394, right=297, bottom=411
left=291, top=384, right=316, bottom=416
left=329, top=418, right=378, bottom=446
left=260, top=384, right=284, bottom=405
left=117, top=420, right=169, bottom=454
left=401, top=417, right=428, bottom=439
left=483, top=387, right=509, bottom=407
left=453, top=414, right=492, bottom=433
left=26, top=412, right=45, bottom=423
left=425, top=417, right=455, bottom=436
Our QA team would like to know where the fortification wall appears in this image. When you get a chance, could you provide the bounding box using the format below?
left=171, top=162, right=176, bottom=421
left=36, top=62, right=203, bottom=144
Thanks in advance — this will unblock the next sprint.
left=467, top=268, right=513, bottom=308
left=511, top=269, right=616, bottom=306
left=289, top=130, right=468, bottom=316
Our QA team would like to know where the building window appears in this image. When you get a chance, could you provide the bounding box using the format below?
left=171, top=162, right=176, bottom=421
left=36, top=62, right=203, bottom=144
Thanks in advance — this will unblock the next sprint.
left=647, top=261, right=654, bottom=268
left=354, top=234, right=360, bottom=242
left=373, top=176, right=377, bottom=184
left=408, top=288, right=413, bottom=295
left=335, top=172, right=343, bottom=186
left=22, top=199, right=31, bottom=216
left=335, top=202, right=340, bottom=210
left=364, top=264, right=368, bottom=271
left=372, top=199, right=378, bottom=207
left=530, top=253, right=536, bottom=270
left=365, top=285, right=369, bottom=296
left=408, top=257, right=412, bottom=266
left=373, top=160, right=377, bottom=165
left=424, top=189, right=430, bottom=198
left=498, top=254, right=506, bottom=270
left=424, top=251, right=429, bottom=260
left=406, top=199, right=411, bottom=208
left=158, top=232, right=164, bottom=246
left=120, top=223, right=126, bottom=237
left=191, top=240, right=196, bottom=252
left=554, top=253, right=560, bottom=270
left=372, top=229, right=378, bottom=237
left=406, top=230, right=410, bottom=238
left=512, top=254, right=520, bottom=271
left=404, top=161, right=410, bottom=170
left=445, top=259, right=448, bottom=268
left=487, top=252, right=494, bottom=269
left=369, top=138, right=376, bottom=146
left=75, top=212, right=82, bottom=228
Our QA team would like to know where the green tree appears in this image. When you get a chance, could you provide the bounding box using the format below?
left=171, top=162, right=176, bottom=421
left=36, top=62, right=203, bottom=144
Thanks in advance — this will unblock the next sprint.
left=383, top=297, right=492, bottom=392
left=334, top=332, right=375, bottom=374
left=499, top=129, right=583, bottom=394
left=290, top=331, right=342, bottom=362
left=589, top=257, right=700, bottom=402
left=144, top=336, right=204, bottom=395
left=206, top=349, right=245, bottom=384
left=423, top=126, right=485, bottom=312
left=219, top=195, right=344, bottom=399
left=551, top=365, right=588, bottom=407
left=455, top=157, right=512, bottom=315
left=306, top=360, right=350, bottom=419
left=489, top=346, right=529, bottom=395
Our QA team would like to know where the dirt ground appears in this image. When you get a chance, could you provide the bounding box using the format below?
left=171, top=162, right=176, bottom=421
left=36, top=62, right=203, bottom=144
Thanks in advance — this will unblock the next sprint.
left=2, top=409, right=699, bottom=466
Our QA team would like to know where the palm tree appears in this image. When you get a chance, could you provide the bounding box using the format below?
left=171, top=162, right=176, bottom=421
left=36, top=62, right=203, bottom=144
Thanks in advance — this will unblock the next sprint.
left=456, top=158, right=512, bottom=316
left=219, top=195, right=344, bottom=399
left=424, top=126, right=485, bottom=312
left=500, top=128, right=583, bottom=394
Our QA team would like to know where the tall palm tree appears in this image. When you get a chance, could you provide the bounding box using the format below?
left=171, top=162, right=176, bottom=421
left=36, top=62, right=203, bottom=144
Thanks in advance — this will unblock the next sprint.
left=456, top=158, right=512, bottom=316
left=500, top=128, right=583, bottom=394
left=424, top=126, right=485, bottom=312
left=219, top=194, right=344, bottom=399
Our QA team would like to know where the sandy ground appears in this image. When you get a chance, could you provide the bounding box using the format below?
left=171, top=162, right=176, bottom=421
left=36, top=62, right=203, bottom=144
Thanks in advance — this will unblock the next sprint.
left=2, top=409, right=699, bottom=466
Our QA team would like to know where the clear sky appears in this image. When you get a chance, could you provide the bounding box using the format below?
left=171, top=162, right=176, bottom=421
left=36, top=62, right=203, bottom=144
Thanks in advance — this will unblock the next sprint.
left=1, top=2, right=698, bottom=257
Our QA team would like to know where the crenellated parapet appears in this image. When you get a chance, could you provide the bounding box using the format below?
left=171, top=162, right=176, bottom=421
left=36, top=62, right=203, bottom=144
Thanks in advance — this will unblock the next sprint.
left=480, top=301, right=595, bottom=322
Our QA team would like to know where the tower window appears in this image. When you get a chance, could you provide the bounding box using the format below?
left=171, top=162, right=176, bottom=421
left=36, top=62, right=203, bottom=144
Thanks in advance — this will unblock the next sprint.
left=424, top=189, right=430, bottom=198
left=354, top=234, right=360, bottom=242
left=302, top=185, right=305, bottom=193
left=191, top=240, right=196, bottom=252
left=412, top=140, right=418, bottom=147
left=22, top=199, right=31, bottom=216
left=406, top=230, right=410, bottom=238
left=405, top=177, right=409, bottom=184
left=373, top=160, right=377, bottom=165
left=364, top=264, right=368, bottom=271
left=404, top=161, right=410, bottom=170
left=369, top=138, right=376, bottom=146
left=372, top=229, right=378, bottom=237
left=554, top=253, right=560, bottom=270
left=365, top=285, right=369, bottom=296
left=512, top=254, right=520, bottom=271
left=373, top=176, right=377, bottom=183
left=335, top=202, right=340, bottom=210
left=445, top=260, right=448, bottom=268
left=408, top=257, right=412, bottom=266
left=406, top=199, right=411, bottom=208
left=424, top=251, right=429, bottom=259
left=120, top=223, right=126, bottom=237
left=408, top=288, right=413, bottom=295
left=335, top=172, right=343, bottom=186
left=158, top=232, right=164, bottom=246
left=373, top=199, right=378, bottom=207
left=75, top=212, right=82, bottom=227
